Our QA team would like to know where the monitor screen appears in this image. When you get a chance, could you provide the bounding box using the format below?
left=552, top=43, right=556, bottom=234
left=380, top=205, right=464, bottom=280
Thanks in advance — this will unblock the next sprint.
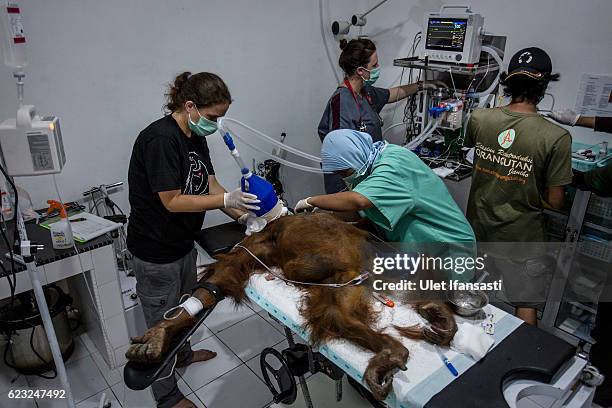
left=426, top=18, right=468, bottom=52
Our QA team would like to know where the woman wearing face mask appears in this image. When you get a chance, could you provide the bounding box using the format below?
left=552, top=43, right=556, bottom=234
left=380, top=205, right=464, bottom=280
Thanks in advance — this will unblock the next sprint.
left=317, top=38, right=426, bottom=193
left=127, top=72, right=259, bottom=408
left=295, top=129, right=475, bottom=245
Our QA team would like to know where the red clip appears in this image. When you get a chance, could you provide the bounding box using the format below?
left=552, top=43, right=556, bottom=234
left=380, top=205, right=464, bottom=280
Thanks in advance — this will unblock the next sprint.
left=372, top=292, right=395, bottom=308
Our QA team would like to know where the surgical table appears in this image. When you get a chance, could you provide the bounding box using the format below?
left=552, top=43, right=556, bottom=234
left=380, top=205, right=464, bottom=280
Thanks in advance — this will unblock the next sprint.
left=124, top=221, right=602, bottom=408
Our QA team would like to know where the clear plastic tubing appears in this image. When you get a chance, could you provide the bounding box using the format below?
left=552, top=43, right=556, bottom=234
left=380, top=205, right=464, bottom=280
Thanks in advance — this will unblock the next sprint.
left=217, top=117, right=325, bottom=174
left=218, top=117, right=321, bottom=162
left=405, top=119, right=439, bottom=150
left=468, top=46, right=503, bottom=99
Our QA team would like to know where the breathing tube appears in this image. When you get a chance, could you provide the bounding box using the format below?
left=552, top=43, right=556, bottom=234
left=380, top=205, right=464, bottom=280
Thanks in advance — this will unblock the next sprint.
left=405, top=119, right=440, bottom=150
left=467, top=46, right=503, bottom=100
left=217, top=117, right=325, bottom=174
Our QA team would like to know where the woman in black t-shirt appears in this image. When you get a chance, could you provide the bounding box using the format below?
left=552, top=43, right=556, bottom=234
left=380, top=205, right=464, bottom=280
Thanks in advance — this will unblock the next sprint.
left=127, top=72, right=258, bottom=408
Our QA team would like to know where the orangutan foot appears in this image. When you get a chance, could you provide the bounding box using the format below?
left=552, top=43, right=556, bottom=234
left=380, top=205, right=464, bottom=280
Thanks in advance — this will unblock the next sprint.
left=363, top=346, right=409, bottom=401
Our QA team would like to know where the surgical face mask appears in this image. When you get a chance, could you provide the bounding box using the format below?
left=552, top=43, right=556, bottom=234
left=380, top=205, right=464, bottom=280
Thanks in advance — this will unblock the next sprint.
left=187, top=107, right=218, bottom=137
left=360, top=66, right=380, bottom=86
left=342, top=172, right=365, bottom=189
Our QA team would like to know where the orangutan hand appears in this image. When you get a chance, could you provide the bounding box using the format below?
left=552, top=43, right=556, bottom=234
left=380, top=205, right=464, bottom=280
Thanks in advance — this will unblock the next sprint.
left=363, top=346, right=409, bottom=401
left=125, top=324, right=173, bottom=363
left=417, top=302, right=457, bottom=347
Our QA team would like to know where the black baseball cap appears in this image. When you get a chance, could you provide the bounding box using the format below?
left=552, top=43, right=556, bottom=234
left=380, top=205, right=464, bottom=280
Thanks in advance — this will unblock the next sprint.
left=506, top=47, right=553, bottom=80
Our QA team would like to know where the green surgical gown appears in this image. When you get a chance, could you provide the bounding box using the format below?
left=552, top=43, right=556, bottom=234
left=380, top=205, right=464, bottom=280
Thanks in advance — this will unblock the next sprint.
left=352, top=144, right=475, bottom=244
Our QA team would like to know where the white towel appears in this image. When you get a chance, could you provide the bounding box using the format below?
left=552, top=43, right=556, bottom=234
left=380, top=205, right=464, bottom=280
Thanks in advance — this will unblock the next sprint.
left=451, top=322, right=495, bottom=361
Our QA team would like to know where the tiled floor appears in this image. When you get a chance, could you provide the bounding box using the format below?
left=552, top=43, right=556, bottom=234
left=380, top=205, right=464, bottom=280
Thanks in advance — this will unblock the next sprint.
left=1, top=299, right=355, bottom=408
left=1, top=299, right=595, bottom=408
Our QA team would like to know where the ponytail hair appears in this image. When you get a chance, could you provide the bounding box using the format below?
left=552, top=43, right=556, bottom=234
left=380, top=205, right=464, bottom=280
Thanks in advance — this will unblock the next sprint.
left=165, top=71, right=231, bottom=112
left=338, top=38, right=376, bottom=76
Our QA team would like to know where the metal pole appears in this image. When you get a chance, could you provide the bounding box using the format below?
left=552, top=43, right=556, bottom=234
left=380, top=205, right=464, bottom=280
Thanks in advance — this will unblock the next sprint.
left=362, top=0, right=389, bottom=18
left=0, top=134, right=76, bottom=407
left=16, top=212, right=76, bottom=408
left=2, top=61, right=75, bottom=408
left=14, top=70, right=25, bottom=108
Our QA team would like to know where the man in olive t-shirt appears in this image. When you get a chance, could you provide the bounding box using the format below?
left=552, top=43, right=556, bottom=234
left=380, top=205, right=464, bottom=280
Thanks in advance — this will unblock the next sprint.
left=463, top=47, right=573, bottom=325
left=464, top=107, right=572, bottom=242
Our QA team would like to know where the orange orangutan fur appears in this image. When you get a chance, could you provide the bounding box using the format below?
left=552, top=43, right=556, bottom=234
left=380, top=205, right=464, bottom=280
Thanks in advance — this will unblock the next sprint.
left=127, top=213, right=457, bottom=401
left=199, top=212, right=458, bottom=400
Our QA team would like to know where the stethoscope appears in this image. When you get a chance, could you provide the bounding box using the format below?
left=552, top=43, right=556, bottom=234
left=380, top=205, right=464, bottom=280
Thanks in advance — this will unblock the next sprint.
left=343, top=79, right=384, bottom=132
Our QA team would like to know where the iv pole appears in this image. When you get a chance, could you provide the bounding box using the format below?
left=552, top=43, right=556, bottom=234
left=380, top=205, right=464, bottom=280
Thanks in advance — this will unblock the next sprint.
left=1, top=72, right=76, bottom=408
left=15, top=209, right=76, bottom=408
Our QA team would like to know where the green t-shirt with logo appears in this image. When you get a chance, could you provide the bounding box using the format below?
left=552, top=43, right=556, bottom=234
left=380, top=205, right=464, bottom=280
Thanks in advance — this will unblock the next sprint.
left=464, top=107, right=573, bottom=242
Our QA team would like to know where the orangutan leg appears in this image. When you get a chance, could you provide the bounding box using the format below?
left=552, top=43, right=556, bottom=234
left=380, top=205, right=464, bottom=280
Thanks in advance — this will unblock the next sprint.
left=284, top=249, right=410, bottom=402
left=361, top=333, right=410, bottom=400
left=125, top=235, right=273, bottom=363
left=299, top=284, right=409, bottom=401
left=333, top=317, right=410, bottom=400
left=125, top=283, right=233, bottom=363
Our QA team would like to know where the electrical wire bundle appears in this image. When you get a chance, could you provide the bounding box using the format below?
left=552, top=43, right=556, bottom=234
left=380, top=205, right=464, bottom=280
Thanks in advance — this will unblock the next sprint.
left=1, top=303, right=60, bottom=380
left=87, top=186, right=131, bottom=275
left=402, top=31, right=422, bottom=145
left=0, top=160, right=23, bottom=377
left=0, top=163, right=19, bottom=307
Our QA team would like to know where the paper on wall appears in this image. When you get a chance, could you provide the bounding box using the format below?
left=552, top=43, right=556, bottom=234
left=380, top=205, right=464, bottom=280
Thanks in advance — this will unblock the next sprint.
left=574, top=74, right=612, bottom=116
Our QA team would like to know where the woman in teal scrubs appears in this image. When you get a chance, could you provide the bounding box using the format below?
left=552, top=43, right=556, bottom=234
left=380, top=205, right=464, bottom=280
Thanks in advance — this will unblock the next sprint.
left=295, top=129, right=475, bottom=245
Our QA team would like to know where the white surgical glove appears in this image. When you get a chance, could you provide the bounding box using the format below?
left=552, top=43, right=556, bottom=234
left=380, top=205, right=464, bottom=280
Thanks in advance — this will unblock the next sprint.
left=224, top=188, right=260, bottom=212
left=548, top=109, right=580, bottom=126
left=294, top=197, right=314, bottom=213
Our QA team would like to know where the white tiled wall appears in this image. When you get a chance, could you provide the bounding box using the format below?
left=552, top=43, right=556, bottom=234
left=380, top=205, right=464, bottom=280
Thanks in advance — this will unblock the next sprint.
left=65, top=244, right=130, bottom=370
left=69, top=275, right=116, bottom=368
left=123, top=303, right=147, bottom=339
left=113, top=344, right=130, bottom=368
left=98, top=279, right=124, bottom=319
left=105, top=313, right=130, bottom=350
left=91, top=245, right=118, bottom=286
left=44, top=252, right=94, bottom=283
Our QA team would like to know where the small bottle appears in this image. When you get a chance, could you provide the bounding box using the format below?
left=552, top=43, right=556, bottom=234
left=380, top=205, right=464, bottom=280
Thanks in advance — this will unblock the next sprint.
left=47, top=200, right=74, bottom=249
left=598, top=142, right=608, bottom=161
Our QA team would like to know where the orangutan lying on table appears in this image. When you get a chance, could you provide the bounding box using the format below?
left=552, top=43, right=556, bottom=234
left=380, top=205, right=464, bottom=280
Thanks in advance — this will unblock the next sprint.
left=125, top=212, right=457, bottom=401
